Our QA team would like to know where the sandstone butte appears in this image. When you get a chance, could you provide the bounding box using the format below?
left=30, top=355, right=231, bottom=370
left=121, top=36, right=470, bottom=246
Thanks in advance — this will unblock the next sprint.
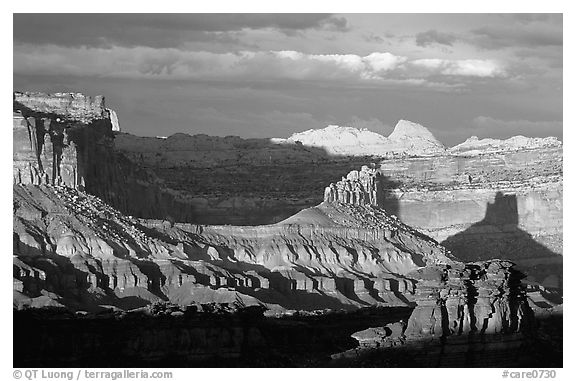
left=12, top=91, right=561, bottom=360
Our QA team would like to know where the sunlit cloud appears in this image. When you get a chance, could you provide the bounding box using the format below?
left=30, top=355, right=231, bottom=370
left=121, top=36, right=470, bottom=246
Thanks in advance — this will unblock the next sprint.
left=14, top=44, right=508, bottom=86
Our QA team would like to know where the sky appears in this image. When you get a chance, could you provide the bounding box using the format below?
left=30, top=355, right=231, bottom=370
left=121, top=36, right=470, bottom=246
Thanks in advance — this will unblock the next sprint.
left=13, top=13, right=563, bottom=145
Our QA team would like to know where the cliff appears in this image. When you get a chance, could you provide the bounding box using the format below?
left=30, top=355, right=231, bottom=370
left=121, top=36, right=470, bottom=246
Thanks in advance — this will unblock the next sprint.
left=13, top=91, right=196, bottom=222
left=404, top=260, right=532, bottom=338
left=333, top=260, right=539, bottom=367
left=377, top=149, right=563, bottom=289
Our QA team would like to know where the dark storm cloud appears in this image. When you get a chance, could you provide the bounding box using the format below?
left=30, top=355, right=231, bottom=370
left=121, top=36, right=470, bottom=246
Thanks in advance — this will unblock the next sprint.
left=13, top=14, right=348, bottom=48
left=415, top=30, right=458, bottom=47
left=363, top=34, right=385, bottom=44
left=469, top=15, right=562, bottom=50
left=509, top=14, right=556, bottom=24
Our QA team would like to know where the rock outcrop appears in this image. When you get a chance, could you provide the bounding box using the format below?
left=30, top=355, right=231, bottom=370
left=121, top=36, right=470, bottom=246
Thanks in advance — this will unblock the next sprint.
left=280, top=120, right=446, bottom=157
left=107, top=108, right=121, bottom=132
left=332, top=260, right=537, bottom=367
left=323, top=165, right=382, bottom=206
left=450, top=135, right=562, bottom=156
left=404, top=261, right=532, bottom=338
left=387, top=119, right=446, bottom=155
left=13, top=91, right=125, bottom=192
left=14, top=91, right=107, bottom=122
left=13, top=91, right=199, bottom=222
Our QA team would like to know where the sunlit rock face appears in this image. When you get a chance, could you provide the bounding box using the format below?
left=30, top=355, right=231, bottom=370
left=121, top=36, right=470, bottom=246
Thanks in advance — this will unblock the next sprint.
left=111, top=119, right=561, bottom=270
left=332, top=260, right=538, bottom=367
left=377, top=147, right=563, bottom=288
left=13, top=92, right=119, bottom=192
left=323, top=166, right=382, bottom=206
left=280, top=120, right=445, bottom=157
left=450, top=135, right=562, bottom=156
left=13, top=182, right=454, bottom=312
left=404, top=261, right=533, bottom=338
left=13, top=91, right=198, bottom=222
left=14, top=92, right=107, bottom=122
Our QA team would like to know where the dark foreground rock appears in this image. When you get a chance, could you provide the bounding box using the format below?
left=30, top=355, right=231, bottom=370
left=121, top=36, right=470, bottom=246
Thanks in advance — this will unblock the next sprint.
left=331, top=261, right=561, bottom=367
left=13, top=306, right=412, bottom=367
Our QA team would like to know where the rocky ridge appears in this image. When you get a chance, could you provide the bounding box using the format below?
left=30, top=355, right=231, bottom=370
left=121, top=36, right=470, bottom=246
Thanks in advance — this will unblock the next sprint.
left=450, top=135, right=562, bottom=156
left=279, top=119, right=446, bottom=157
left=13, top=178, right=455, bottom=312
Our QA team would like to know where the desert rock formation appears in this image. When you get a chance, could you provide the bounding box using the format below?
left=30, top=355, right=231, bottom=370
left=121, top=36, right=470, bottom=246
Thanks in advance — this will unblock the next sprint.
left=13, top=183, right=454, bottom=312
left=323, top=165, right=381, bottom=206
left=12, top=90, right=560, bottom=369
left=12, top=91, right=559, bottom=309
left=333, top=260, right=537, bottom=366
left=279, top=120, right=446, bottom=157
left=450, top=135, right=562, bottom=156
left=13, top=92, right=199, bottom=222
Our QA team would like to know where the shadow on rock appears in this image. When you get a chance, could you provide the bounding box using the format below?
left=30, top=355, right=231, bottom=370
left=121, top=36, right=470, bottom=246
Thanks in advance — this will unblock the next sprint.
left=441, top=191, right=562, bottom=291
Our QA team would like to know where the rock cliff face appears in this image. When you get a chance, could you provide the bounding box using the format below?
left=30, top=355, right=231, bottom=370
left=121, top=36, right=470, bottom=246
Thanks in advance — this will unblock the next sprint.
left=404, top=261, right=532, bottom=338
left=14, top=92, right=107, bottom=122
left=13, top=91, right=197, bottom=222
left=377, top=148, right=563, bottom=288
left=332, top=260, right=538, bottom=367
left=320, top=159, right=562, bottom=288
left=13, top=92, right=124, bottom=191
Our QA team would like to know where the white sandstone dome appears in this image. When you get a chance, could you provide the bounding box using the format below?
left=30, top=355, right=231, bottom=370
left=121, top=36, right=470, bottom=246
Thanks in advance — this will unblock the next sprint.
left=281, top=120, right=446, bottom=157
left=286, top=125, right=390, bottom=155
left=387, top=120, right=446, bottom=154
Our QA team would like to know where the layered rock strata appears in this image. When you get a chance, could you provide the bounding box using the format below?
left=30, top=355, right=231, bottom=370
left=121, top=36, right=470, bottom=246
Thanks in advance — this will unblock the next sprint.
left=333, top=260, right=536, bottom=366
left=113, top=123, right=561, bottom=267
left=377, top=149, right=563, bottom=288
left=404, top=261, right=532, bottom=338
left=13, top=182, right=453, bottom=312
left=13, top=91, right=198, bottom=222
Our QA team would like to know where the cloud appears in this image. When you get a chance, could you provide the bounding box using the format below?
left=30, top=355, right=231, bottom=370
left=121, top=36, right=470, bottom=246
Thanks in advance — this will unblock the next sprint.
left=13, top=14, right=349, bottom=48
left=415, top=30, right=458, bottom=47
left=410, top=58, right=506, bottom=77
left=319, top=16, right=349, bottom=32
left=362, top=34, right=385, bottom=44
left=510, top=14, right=557, bottom=24
left=13, top=44, right=509, bottom=91
left=469, top=19, right=562, bottom=50
left=472, top=116, right=562, bottom=138
left=364, top=52, right=408, bottom=73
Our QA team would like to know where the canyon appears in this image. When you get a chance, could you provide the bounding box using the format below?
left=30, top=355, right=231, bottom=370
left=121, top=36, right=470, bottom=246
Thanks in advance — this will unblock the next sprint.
left=113, top=119, right=562, bottom=291
left=12, top=91, right=562, bottom=367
